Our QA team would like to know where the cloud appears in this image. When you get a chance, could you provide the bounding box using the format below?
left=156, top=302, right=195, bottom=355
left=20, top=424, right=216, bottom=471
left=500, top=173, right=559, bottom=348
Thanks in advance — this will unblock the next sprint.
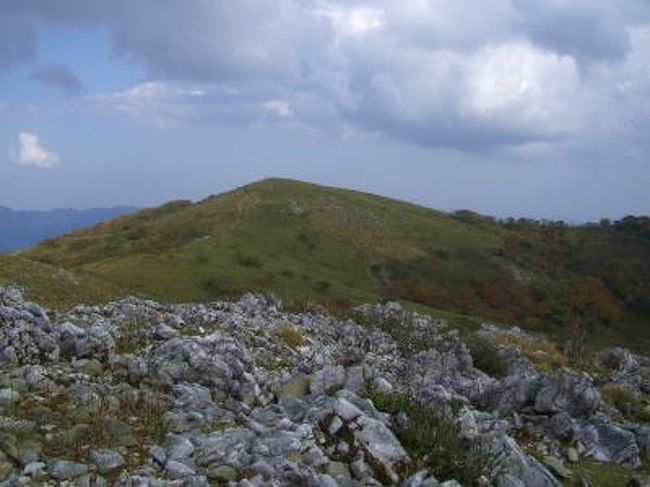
left=12, top=132, right=60, bottom=168
left=261, top=99, right=293, bottom=117
left=3, top=0, right=650, bottom=153
left=87, top=81, right=269, bottom=128
left=32, top=63, right=84, bottom=95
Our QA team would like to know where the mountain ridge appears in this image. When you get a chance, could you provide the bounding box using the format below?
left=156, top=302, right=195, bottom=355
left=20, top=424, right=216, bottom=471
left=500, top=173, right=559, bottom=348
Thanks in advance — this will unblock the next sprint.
left=16, top=177, right=650, bottom=351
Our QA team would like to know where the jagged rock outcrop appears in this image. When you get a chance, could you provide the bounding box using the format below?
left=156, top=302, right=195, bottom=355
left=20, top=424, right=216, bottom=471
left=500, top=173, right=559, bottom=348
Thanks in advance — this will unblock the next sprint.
left=0, top=285, right=647, bottom=485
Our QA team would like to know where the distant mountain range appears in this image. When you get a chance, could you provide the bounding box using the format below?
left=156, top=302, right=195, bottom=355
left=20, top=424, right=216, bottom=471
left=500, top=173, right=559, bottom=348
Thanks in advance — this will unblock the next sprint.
left=0, top=206, right=137, bottom=252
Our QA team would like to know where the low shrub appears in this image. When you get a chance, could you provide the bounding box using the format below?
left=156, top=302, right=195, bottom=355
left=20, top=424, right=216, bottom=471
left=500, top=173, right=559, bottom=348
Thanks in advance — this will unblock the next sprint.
left=235, top=254, right=263, bottom=268
left=367, top=390, right=502, bottom=484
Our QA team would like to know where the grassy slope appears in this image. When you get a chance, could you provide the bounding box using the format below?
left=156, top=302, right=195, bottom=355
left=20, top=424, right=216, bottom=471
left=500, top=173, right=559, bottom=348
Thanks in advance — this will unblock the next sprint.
left=0, top=254, right=121, bottom=309
left=21, top=179, right=501, bottom=301
left=20, top=178, right=650, bottom=350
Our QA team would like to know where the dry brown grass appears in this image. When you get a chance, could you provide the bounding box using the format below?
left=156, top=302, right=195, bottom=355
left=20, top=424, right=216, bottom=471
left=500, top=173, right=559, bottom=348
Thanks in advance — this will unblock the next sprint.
left=275, top=325, right=306, bottom=348
left=485, top=332, right=568, bottom=372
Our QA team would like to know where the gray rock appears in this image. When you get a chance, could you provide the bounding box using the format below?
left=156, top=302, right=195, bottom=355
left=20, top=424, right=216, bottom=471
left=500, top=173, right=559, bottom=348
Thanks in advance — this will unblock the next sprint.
left=356, top=415, right=410, bottom=478
left=484, top=433, right=559, bottom=487
left=566, top=447, right=579, bottom=463
left=129, top=333, right=256, bottom=402
left=333, top=398, right=363, bottom=422
left=194, top=428, right=256, bottom=469
left=0, top=388, right=20, bottom=404
left=89, top=449, right=124, bottom=473
left=480, top=375, right=539, bottom=415
left=0, top=286, right=24, bottom=305
left=440, top=482, right=462, bottom=487
left=310, top=366, right=346, bottom=395
left=47, top=460, right=89, bottom=480
left=534, top=369, right=604, bottom=418
left=23, top=461, right=46, bottom=477
left=149, top=445, right=167, bottom=465
left=336, top=440, right=350, bottom=455
left=350, top=459, right=372, bottom=480
left=582, top=419, right=641, bottom=467
left=23, top=365, right=54, bottom=392
left=403, top=470, right=440, bottom=487
left=167, top=437, right=195, bottom=460
left=406, top=345, right=490, bottom=402
left=372, top=377, right=394, bottom=393
left=165, top=460, right=196, bottom=479
left=542, top=456, right=572, bottom=479
left=329, top=416, right=344, bottom=435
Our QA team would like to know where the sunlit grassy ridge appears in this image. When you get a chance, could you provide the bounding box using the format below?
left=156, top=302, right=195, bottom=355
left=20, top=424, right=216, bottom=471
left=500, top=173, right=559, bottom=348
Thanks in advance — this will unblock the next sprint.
left=19, top=178, right=650, bottom=350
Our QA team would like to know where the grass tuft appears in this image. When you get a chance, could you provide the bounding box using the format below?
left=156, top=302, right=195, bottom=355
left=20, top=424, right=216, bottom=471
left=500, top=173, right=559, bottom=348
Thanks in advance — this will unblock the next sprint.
left=275, top=325, right=306, bottom=348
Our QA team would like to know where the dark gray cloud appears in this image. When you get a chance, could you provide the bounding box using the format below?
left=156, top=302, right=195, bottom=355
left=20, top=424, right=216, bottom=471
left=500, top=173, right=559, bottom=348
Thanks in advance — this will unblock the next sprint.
left=0, top=19, right=36, bottom=71
left=32, top=63, right=83, bottom=95
left=513, top=0, right=632, bottom=66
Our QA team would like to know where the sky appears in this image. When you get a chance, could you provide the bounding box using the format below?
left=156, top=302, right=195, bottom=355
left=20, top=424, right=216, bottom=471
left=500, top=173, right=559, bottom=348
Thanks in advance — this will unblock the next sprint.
left=1, top=1, right=649, bottom=221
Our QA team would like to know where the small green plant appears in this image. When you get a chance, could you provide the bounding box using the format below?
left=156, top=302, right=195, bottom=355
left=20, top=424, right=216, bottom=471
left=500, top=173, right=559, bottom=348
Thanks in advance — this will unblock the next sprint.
left=367, top=390, right=501, bottom=484
left=325, top=383, right=345, bottom=396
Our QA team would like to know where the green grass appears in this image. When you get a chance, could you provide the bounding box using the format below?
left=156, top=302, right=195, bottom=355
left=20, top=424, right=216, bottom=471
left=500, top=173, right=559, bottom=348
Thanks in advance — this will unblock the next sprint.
left=17, top=178, right=650, bottom=351
left=565, top=459, right=634, bottom=486
left=0, top=254, right=122, bottom=308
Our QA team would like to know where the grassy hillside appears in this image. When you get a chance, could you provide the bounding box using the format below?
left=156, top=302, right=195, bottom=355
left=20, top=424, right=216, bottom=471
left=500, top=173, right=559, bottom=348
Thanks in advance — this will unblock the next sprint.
left=20, top=178, right=650, bottom=350
left=0, top=254, right=122, bottom=308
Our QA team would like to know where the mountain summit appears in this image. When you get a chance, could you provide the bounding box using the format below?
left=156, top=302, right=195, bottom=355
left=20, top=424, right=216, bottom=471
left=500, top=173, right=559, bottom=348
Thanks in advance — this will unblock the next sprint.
left=19, top=178, right=650, bottom=350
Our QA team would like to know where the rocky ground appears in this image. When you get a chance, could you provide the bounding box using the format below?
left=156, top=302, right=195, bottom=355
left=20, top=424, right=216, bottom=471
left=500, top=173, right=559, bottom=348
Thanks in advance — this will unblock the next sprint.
left=0, top=285, right=649, bottom=486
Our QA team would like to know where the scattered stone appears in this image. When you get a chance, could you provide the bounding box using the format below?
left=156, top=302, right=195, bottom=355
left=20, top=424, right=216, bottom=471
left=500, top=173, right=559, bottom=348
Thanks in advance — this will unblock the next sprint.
left=90, top=449, right=124, bottom=473
left=165, top=460, right=196, bottom=479
left=47, top=460, right=89, bottom=480
left=0, top=290, right=644, bottom=485
left=310, top=366, right=346, bottom=395
left=566, top=447, right=579, bottom=463
left=543, top=456, right=572, bottom=479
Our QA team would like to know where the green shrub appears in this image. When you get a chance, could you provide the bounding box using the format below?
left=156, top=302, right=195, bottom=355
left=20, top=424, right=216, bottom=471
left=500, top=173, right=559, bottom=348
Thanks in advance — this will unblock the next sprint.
left=367, top=391, right=501, bottom=484
left=315, top=280, right=331, bottom=292
left=235, top=254, right=263, bottom=268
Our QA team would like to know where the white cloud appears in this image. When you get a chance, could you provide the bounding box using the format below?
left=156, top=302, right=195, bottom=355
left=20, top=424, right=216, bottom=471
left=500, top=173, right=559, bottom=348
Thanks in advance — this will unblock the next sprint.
left=261, top=99, right=293, bottom=117
left=88, top=81, right=208, bottom=128
left=463, top=42, right=581, bottom=134
left=12, top=131, right=59, bottom=168
left=316, top=4, right=385, bottom=38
